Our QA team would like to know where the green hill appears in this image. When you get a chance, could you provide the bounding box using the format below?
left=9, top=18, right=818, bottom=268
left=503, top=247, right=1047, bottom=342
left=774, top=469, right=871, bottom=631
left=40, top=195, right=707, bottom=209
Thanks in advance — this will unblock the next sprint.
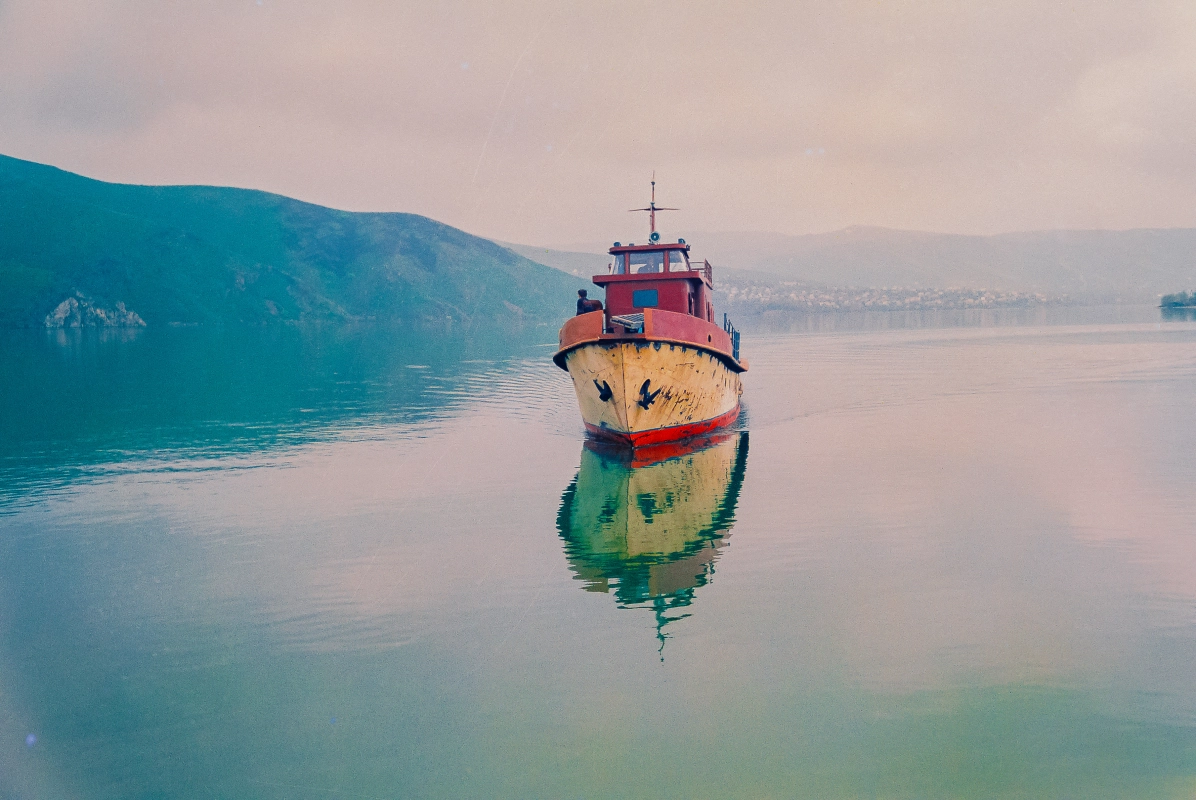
left=0, top=154, right=586, bottom=327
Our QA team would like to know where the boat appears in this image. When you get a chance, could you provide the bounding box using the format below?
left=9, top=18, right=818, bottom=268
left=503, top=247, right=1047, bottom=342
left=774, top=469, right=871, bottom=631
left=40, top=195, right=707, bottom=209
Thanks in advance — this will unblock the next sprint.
left=553, top=182, right=747, bottom=446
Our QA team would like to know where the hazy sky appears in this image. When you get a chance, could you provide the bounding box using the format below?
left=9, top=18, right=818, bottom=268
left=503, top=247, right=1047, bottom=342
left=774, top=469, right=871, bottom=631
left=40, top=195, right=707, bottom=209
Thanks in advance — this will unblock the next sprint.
left=3, top=1, right=1196, bottom=246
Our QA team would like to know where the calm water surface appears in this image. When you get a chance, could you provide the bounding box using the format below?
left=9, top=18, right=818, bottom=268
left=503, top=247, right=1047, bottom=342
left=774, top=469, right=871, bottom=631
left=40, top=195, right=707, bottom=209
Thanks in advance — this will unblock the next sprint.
left=2, top=309, right=1196, bottom=798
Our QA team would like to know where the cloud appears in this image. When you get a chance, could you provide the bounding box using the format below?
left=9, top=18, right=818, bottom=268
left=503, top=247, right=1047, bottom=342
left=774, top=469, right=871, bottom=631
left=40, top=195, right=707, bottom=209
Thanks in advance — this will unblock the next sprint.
left=1, top=0, right=1195, bottom=245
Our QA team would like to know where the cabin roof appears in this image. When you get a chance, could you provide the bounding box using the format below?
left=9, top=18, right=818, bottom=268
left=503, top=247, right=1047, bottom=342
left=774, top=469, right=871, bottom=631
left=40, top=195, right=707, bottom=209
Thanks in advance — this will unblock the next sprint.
left=592, top=271, right=708, bottom=287
left=608, top=242, right=690, bottom=255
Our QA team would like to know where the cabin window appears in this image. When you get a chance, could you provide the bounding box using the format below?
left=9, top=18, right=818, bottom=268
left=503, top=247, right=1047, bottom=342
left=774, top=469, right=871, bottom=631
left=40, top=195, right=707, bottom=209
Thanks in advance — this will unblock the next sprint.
left=609, top=254, right=626, bottom=274
left=632, top=289, right=659, bottom=308
left=629, top=251, right=663, bottom=273
left=669, top=250, right=688, bottom=271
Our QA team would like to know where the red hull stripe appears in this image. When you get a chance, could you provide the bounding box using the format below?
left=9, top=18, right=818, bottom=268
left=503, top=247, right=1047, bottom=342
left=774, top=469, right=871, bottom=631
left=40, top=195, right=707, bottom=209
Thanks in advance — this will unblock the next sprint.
left=584, top=404, right=741, bottom=448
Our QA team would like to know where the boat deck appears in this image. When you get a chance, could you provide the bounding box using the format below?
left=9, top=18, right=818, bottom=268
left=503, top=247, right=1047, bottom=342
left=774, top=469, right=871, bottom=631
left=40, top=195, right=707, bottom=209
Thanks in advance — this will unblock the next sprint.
left=554, top=308, right=747, bottom=373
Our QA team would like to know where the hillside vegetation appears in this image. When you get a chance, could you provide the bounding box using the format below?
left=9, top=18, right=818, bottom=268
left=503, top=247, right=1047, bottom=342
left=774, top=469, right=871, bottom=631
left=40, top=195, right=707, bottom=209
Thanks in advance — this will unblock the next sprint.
left=0, top=154, right=585, bottom=327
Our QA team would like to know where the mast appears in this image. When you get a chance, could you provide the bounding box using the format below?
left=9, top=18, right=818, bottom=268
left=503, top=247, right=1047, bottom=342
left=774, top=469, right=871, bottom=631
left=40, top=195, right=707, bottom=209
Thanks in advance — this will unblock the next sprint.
left=629, top=172, right=678, bottom=241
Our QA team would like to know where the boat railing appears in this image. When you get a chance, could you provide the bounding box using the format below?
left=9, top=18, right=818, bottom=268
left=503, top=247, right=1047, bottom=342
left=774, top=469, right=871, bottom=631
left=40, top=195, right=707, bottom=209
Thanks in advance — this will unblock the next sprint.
left=680, top=259, right=712, bottom=282
left=723, top=313, right=740, bottom=362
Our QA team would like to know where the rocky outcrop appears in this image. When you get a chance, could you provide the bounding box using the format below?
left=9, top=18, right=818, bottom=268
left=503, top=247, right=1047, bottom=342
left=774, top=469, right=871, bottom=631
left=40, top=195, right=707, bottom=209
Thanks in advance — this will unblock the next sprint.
left=44, top=292, right=147, bottom=328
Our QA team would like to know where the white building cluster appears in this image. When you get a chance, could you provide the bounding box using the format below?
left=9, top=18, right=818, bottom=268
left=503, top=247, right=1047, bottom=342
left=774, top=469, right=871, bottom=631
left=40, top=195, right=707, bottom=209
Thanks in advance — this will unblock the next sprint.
left=718, top=280, right=1059, bottom=313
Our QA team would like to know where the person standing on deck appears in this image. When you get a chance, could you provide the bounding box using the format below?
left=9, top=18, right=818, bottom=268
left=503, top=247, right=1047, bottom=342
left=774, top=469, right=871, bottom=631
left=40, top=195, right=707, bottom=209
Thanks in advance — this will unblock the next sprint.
left=576, top=290, right=602, bottom=315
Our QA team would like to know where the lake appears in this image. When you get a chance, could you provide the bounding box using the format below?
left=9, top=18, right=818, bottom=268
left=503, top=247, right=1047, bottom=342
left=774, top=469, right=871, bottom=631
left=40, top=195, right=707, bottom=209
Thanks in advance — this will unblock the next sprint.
left=2, top=307, right=1195, bottom=799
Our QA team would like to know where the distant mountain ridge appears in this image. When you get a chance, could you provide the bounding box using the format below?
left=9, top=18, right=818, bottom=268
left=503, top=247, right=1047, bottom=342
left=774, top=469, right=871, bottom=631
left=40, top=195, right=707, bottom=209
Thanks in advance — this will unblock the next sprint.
left=0, top=154, right=586, bottom=327
left=535, top=226, right=1196, bottom=300
left=500, top=239, right=1062, bottom=317
left=693, top=226, right=1196, bottom=300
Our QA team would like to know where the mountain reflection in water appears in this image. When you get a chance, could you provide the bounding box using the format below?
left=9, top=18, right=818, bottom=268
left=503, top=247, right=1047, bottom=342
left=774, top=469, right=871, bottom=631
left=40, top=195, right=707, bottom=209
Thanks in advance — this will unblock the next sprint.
left=557, top=432, right=749, bottom=654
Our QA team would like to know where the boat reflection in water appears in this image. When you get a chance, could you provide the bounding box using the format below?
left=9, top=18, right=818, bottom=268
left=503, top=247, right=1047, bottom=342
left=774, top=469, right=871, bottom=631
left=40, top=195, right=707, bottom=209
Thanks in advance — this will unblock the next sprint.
left=556, top=431, right=749, bottom=655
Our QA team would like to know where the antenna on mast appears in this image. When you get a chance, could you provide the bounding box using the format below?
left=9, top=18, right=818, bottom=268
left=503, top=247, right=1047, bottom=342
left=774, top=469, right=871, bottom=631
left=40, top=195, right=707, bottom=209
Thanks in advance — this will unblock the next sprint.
left=629, top=171, right=678, bottom=242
